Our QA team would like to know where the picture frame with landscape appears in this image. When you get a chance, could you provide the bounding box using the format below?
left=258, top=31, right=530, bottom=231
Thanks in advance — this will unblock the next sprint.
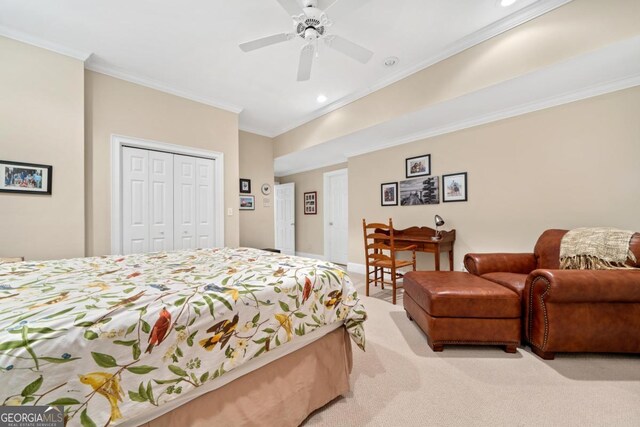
left=239, top=195, right=255, bottom=210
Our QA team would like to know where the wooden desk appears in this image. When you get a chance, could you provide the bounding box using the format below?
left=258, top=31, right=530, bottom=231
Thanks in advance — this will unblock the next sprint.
left=376, top=227, right=456, bottom=271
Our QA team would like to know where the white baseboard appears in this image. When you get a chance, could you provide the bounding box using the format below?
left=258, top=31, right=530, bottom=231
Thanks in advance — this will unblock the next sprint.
left=347, top=263, right=366, bottom=275
left=295, top=251, right=327, bottom=261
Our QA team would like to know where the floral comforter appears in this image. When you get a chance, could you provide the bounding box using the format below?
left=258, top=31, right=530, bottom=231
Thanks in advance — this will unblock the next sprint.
left=0, top=248, right=366, bottom=426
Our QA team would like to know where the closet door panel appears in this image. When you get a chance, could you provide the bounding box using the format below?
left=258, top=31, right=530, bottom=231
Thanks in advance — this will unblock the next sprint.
left=149, top=151, right=174, bottom=252
left=174, top=155, right=197, bottom=250
left=196, top=158, right=215, bottom=248
left=122, top=147, right=149, bottom=254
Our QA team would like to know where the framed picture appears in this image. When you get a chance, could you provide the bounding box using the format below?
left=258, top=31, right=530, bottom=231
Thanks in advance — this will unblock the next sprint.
left=304, top=191, right=317, bottom=215
left=400, top=176, right=439, bottom=205
left=0, top=160, right=52, bottom=195
left=442, top=172, right=468, bottom=202
left=405, top=154, right=431, bottom=178
left=380, top=182, right=398, bottom=206
left=239, top=195, right=255, bottom=210
left=239, top=178, right=251, bottom=194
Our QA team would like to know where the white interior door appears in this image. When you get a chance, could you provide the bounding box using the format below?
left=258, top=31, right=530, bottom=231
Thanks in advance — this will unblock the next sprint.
left=149, top=150, right=174, bottom=252
left=324, top=169, right=348, bottom=265
left=174, top=154, right=197, bottom=250
left=274, top=183, right=295, bottom=255
left=195, top=158, right=215, bottom=248
left=122, top=147, right=149, bottom=254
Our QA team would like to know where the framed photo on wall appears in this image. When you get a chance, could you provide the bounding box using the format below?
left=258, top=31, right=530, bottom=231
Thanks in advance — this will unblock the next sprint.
left=442, top=172, right=468, bottom=202
left=0, top=160, right=52, bottom=195
left=399, top=176, right=439, bottom=205
left=239, top=195, right=255, bottom=210
left=380, top=182, right=398, bottom=206
left=239, top=178, right=251, bottom=194
left=405, top=154, right=431, bottom=178
left=304, top=191, right=317, bottom=215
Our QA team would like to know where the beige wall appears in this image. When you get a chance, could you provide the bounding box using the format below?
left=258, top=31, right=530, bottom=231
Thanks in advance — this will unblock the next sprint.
left=274, top=0, right=640, bottom=157
left=279, top=163, right=348, bottom=256
left=85, top=71, right=240, bottom=256
left=0, top=37, right=85, bottom=260
left=239, top=131, right=274, bottom=249
left=348, top=87, right=640, bottom=269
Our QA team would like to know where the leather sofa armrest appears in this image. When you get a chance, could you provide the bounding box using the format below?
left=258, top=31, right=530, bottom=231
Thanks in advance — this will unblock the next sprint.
left=464, top=253, right=536, bottom=276
left=525, top=269, right=640, bottom=303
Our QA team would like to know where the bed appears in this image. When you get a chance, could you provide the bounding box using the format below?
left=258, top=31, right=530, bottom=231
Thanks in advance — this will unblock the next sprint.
left=0, top=248, right=366, bottom=426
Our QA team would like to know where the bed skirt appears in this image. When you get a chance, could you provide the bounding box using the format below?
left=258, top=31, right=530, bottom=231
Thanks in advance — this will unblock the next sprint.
left=141, top=326, right=353, bottom=427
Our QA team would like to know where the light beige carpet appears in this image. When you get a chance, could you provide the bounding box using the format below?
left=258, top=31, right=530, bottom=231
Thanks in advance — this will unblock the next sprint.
left=303, top=273, right=640, bottom=426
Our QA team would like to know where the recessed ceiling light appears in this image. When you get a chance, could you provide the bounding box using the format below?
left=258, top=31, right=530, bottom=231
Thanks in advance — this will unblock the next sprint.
left=316, top=94, right=327, bottom=103
left=383, top=56, right=399, bottom=67
left=500, top=0, right=517, bottom=6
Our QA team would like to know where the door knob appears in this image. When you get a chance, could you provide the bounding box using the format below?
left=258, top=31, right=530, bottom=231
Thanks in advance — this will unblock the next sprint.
left=159, top=231, right=164, bottom=235
left=329, top=222, right=334, bottom=226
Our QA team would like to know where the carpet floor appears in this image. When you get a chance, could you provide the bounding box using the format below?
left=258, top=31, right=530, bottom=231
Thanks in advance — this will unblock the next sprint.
left=303, top=273, right=640, bottom=426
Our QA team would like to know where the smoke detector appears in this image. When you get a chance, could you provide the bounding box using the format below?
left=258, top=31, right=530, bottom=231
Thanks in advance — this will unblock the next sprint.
left=383, top=56, right=399, bottom=67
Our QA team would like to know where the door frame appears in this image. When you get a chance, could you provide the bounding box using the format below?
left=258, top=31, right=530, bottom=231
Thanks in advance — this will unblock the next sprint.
left=323, top=168, right=348, bottom=263
left=110, top=134, right=225, bottom=254
left=273, top=182, right=295, bottom=255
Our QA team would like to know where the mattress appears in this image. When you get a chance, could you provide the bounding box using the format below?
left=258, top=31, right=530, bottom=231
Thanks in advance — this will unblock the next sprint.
left=0, top=248, right=367, bottom=426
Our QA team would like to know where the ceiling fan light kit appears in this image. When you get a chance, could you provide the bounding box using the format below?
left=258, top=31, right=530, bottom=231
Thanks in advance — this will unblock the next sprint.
left=239, top=0, right=374, bottom=81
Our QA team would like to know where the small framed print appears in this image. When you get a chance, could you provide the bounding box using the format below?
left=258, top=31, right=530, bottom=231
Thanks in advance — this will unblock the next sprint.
left=304, top=191, right=317, bottom=215
left=239, top=178, right=251, bottom=194
left=381, top=182, right=398, bottom=206
left=239, top=195, right=255, bottom=210
left=442, top=172, right=468, bottom=203
left=405, top=154, right=431, bottom=178
left=0, top=160, right=52, bottom=195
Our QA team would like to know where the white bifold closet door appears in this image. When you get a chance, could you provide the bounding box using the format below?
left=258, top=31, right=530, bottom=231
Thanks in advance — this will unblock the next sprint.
left=122, top=147, right=214, bottom=255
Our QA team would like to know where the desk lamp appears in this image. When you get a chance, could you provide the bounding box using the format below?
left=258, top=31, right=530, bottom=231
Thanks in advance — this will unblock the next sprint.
left=432, top=214, right=445, bottom=241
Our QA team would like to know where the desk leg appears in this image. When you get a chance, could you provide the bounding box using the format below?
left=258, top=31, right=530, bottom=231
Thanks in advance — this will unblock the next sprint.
left=435, top=251, right=440, bottom=271
left=449, top=250, right=454, bottom=271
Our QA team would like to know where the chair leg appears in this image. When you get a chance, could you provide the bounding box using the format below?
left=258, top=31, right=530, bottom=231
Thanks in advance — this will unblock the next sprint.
left=365, top=264, right=370, bottom=297
left=380, top=268, right=385, bottom=289
left=391, top=267, right=397, bottom=305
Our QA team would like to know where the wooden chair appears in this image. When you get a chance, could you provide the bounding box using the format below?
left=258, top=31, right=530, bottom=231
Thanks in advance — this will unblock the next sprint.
left=362, top=218, right=417, bottom=304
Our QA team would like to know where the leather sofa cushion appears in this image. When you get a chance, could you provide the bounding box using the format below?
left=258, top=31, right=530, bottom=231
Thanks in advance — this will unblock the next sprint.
left=481, top=272, right=528, bottom=297
left=404, top=271, right=520, bottom=319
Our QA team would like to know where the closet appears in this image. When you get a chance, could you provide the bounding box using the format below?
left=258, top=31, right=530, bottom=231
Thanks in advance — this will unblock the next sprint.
left=121, top=146, right=215, bottom=254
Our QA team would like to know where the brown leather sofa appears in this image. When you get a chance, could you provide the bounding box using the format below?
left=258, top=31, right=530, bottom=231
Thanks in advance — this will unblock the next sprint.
left=464, top=229, right=640, bottom=359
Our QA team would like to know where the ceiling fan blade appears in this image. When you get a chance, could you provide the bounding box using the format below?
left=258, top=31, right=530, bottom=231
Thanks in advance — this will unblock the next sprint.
left=239, top=33, right=293, bottom=52
left=275, top=0, right=304, bottom=17
left=297, top=44, right=315, bottom=82
left=324, top=35, right=373, bottom=64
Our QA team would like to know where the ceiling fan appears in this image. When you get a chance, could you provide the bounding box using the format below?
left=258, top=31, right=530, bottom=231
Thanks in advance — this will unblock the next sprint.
left=239, top=0, right=374, bottom=81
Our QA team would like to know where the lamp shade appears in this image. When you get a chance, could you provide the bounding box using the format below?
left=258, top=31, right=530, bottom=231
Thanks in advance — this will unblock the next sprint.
left=434, top=215, right=445, bottom=227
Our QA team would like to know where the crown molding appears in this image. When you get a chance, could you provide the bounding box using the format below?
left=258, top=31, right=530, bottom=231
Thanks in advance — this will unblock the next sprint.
left=0, top=25, right=93, bottom=62
left=343, top=73, right=640, bottom=159
left=273, top=71, right=640, bottom=175
left=86, top=62, right=244, bottom=114
left=266, top=0, right=573, bottom=137
left=238, top=124, right=276, bottom=138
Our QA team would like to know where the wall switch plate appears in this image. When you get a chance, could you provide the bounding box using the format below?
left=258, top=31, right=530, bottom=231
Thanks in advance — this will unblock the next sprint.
left=227, top=208, right=233, bottom=216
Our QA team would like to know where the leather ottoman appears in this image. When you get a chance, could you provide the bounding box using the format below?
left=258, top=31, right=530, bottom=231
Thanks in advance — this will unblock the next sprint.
left=403, top=271, right=521, bottom=353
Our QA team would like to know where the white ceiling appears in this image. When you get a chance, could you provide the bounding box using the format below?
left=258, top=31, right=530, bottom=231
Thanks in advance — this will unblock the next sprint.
left=0, top=0, right=563, bottom=136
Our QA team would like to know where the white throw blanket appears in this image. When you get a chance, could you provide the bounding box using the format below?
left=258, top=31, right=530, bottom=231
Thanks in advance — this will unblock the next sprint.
left=560, top=227, right=637, bottom=270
